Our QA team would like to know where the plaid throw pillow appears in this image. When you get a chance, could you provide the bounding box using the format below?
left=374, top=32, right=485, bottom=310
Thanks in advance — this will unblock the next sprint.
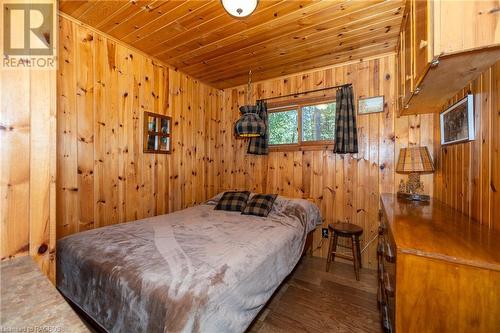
left=241, top=194, right=277, bottom=217
left=215, top=191, right=250, bottom=212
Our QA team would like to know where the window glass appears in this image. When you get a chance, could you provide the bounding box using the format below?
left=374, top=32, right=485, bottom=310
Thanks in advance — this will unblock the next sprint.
left=301, top=102, right=336, bottom=142
left=268, top=109, right=298, bottom=145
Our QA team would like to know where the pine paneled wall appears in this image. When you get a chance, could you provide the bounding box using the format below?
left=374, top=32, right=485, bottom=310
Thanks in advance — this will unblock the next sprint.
left=0, top=2, right=57, bottom=280
left=433, top=61, right=500, bottom=230
left=216, top=55, right=435, bottom=268
left=55, top=17, right=438, bottom=270
left=57, top=16, right=221, bottom=240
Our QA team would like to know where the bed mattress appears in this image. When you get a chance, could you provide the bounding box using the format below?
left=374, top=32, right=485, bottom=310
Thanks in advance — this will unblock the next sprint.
left=56, top=195, right=321, bottom=333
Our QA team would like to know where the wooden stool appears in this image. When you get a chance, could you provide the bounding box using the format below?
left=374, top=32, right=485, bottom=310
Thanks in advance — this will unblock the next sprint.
left=325, top=222, right=363, bottom=281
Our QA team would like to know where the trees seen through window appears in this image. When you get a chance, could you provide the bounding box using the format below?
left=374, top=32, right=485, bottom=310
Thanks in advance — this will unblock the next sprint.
left=268, top=100, right=336, bottom=148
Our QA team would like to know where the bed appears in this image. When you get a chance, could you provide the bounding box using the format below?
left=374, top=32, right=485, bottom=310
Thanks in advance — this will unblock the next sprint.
left=56, top=194, right=321, bottom=333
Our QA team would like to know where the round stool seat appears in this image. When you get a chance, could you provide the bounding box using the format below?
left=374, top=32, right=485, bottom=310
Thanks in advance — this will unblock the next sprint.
left=329, top=222, right=363, bottom=237
left=326, top=222, right=364, bottom=280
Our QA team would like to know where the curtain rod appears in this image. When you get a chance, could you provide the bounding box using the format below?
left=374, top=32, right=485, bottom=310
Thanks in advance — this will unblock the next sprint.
left=257, top=83, right=352, bottom=103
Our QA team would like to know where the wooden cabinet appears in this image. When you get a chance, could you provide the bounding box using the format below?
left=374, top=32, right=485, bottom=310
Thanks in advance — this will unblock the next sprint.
left=398, top=0, right=432, bottom=109
left=402, top=7, right=413, bottom=106
left=412, top=0, right=430, bottom=84
left=378, top=194, right=500, bottom=332
left=397, top=0, right=500, bottom=115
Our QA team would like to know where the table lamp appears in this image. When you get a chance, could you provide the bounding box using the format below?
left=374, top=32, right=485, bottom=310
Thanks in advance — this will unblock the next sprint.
left=396, top=146, right=435, bottom=202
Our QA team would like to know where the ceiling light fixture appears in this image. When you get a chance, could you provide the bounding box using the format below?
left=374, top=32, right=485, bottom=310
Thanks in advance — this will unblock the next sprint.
left=221, top=0, right=259, bottom=18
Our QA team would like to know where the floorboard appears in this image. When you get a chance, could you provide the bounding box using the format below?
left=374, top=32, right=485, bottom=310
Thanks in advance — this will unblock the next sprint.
left=246, top=256, right=381, bottom=333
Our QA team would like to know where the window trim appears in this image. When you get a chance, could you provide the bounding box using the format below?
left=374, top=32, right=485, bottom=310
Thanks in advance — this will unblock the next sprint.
left=268, top=97, right=336, bottom=152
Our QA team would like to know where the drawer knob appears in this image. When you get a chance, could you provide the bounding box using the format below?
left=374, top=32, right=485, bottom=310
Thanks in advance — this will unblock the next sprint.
left=384, top=272, right=395, bottom=297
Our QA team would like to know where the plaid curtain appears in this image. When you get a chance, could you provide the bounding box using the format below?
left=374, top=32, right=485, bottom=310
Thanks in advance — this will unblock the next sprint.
left=247, top=100, right=269, bottom=155
left=334, top=86, right=358, bottom=154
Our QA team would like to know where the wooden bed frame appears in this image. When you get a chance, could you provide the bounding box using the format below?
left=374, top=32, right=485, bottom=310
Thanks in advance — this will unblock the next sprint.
left=302, top=230, right=314, bottom=256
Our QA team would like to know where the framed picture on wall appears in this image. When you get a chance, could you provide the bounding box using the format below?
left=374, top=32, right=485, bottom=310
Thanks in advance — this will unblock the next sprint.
left=358, top=96, right=384, bottom=115
left=143, top=111, right=171, bottom=154
left=440, top=94, right=475, bottom=146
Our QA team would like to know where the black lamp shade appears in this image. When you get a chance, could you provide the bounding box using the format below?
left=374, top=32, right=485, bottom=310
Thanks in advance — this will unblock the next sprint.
left=234, top=105, right=265, bottom=137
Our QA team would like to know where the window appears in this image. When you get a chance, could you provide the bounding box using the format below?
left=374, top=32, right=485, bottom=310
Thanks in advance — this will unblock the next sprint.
left=269, top=109, right=298, bottom=145
left=268, top=99, right=336, bottom=150
left=143, top=111, right=171, bottom=154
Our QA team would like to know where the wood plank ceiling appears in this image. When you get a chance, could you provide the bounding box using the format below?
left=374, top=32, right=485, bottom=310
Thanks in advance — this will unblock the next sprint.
left=59, top=0, right=404, bottom=89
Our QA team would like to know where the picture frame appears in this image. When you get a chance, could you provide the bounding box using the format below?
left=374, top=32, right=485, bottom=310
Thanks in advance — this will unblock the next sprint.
left=358, top=96, right=384, bottom=115
left=440, top=94, right=475, bottom=146
left=143, top=111, right=171, bottom=154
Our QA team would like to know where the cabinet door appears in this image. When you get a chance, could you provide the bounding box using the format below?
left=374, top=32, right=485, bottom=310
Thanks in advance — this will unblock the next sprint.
left=413, top=0, right=429, bottom=85
left=397, top=32, right=404, bottom=111
left=434, top=0, right=500, bottom=55
left=403, top=8, right=413, bottom=105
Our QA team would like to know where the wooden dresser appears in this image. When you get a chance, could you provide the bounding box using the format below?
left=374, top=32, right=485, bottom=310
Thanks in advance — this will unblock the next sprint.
left=378, top=194, right=500, bottom=332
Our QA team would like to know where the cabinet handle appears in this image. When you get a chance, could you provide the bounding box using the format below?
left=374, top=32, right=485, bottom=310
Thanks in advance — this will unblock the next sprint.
left=382, top=304, right=392, bottom=333
left=405, top=74, right=412, bottom=81
left=419, top=39, right=428, bottom=49
left=384, top=272, right=394, bottom=297
left=385, top=242, right=395, bottom=263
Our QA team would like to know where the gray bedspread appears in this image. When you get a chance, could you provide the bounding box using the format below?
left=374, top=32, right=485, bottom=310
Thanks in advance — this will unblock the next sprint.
left=56, top=195, right=321, bottom=333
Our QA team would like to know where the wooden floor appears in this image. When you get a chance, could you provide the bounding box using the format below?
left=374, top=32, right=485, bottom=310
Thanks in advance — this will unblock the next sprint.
left=246, top=256, right=382, bottom=333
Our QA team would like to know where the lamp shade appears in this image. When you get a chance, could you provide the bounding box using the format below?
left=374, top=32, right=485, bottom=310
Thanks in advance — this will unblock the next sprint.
left=221, top=0, right=259, bottom=18
left=234, top=105, right=265, bottom=137
left=396, top=147, right=435, bottom=174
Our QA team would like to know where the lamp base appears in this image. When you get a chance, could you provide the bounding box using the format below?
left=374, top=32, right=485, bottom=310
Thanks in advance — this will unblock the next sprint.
left=408, top=173, right=422, bottom=193
left=397, top=191, right=430, bottom=202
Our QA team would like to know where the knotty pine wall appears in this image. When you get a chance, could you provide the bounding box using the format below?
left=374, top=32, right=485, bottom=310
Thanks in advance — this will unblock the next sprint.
left=433, top=61, right=500, bottom=230
left=57, top=16, right=221, bottom=240
left=0, top=2, right=57, bottom=280
left=216, top=55, right=435, bottom=268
